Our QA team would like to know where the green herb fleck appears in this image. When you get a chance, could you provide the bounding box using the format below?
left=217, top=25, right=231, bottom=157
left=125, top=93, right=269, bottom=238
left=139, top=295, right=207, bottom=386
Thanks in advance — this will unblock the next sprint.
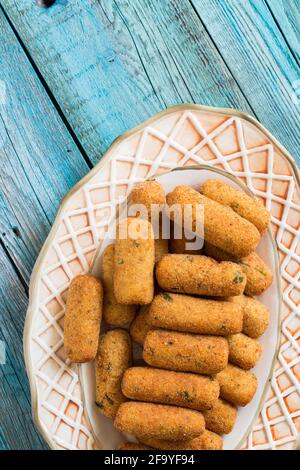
left=233, top=271, right=244, bottom=284
left=180, top=390, right=193, bottom=403
left=161, top=292, right=173, bottom=302
left=105, top=394, right=114, bottom=405
left=255, top=267, right=267, bottom=276
left=117, top=259, right=124, bottom=265
left=105, top=362, right=112, bottom=372
left=95, top=401, right=104, bottom=409
left=208, top=376, right=215, bottom=382
left=133, top=240, right=140, bottom=247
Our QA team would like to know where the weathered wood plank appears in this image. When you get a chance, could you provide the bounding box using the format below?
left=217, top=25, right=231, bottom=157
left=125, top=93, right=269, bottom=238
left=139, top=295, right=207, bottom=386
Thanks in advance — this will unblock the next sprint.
left=191, top=0, right=300, bottom=164
left=0, top=8, right=89, bottom=283
left=266, top=0, right=300, bottom=65
left=0, top=246, right=48, bottom=449
left=1, top=0, right=253, bottom=164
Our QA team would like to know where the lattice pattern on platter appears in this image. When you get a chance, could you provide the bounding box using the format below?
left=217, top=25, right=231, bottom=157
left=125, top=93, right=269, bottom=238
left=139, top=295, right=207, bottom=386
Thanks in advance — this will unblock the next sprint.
left=28, top=109, right=300, bottom=450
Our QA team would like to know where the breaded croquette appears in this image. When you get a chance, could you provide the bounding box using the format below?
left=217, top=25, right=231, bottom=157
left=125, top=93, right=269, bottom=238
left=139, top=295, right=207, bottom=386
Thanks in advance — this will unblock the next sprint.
left=129, top=180, right=168, bottom=263
left=114, top=402, right=205, bottom=442
left=64, top=274, right=103, bottom=363
left=202, top=399, right=237, bottom=435
left=205, top=243, right=273, bottom=296
left=122, top=367, right=220, bottom=411
left=140, top=430, right=223, bottom=450
left=156, top=254, right=246, bottom=297
left=166, top=186, right=260, bottom=258
left=118, top=442, right=153, bottom=450
left=200, top=179, right=270, bottom=234
left=143, top=330, right=229, bottom=375
left=169, top=221, right=203, bottom=255
left=216, top=364, right=258, bottom=407
left=95, top=329, right=132, bottom=418
left=149, top=293, right=243, bottom=336
left=114, top=217, right=155, bottom=304
left=228, top=333, right=262, bottom=370
left=102, top=244, right=136, bottom=326
left=229, top=295, right=270, bottom=339
left=129, top=306, right=153, bottom=346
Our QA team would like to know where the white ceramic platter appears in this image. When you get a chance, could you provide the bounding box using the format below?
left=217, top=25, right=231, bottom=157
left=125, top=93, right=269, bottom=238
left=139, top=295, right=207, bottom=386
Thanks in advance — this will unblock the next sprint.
left=80, top=166, right=281, bottom=450
left=24, top=105, right=300, bottom=450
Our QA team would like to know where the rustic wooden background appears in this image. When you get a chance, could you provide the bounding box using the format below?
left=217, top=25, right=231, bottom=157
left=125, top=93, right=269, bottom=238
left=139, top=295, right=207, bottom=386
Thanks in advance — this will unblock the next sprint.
left=0, top=0, right=300, bottom=449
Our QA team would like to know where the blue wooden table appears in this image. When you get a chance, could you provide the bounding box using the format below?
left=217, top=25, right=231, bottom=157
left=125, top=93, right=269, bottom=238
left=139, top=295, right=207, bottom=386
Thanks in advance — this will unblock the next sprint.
left=0, top=0, right=300, bottom=450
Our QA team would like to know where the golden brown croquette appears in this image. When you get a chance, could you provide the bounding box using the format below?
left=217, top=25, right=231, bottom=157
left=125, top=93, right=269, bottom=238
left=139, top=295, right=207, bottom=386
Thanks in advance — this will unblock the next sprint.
left=228, top=333, right=262, bottom=370
left=114, top=401, right=205, bottom=442
left=102, top=244, right=136, bottom=326
left=166, top=186, right=260, bottom=258
left=202, top=398, right=237, bottom=435
left=64, top=274, right=103, bottom=363
left=143, top=330, right=229, bottom=375
left=122, top=367, right=220, bottom=411
left=114, top=217, right=155, bottom=305
left=149, top=293, right=243, bottom=336
left=156, top=254, right=246, bottom=297
left=95, top=329, right=132, bottom=418
left=216, top=364, right=258, bottom=407
left=200, top=179, right=270, bottom=233
left=140, top=430, right=223, bottom=450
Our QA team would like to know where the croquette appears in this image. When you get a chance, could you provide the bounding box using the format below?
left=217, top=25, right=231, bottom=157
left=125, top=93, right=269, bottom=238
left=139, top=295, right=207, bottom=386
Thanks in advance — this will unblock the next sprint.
left=228, top=333, right=262, bottom=370
left=216, top=364, right=258, bottom=407
left=102, top=244, right=136, bottom=326
left=114, top=217, right=155, bottom=304
left=149, top=292, right=243, bottom=336
left=200, top=179, right=270, bottom=233
left=122, top=367, right=220, bottom=411
left=143, top=330, right=229, bottom=375
left=118, top=442, right=153, bottom=450
left=229, top=295, right=270, bottom=339
left=114, top=402, right=205, bottom=441
left=205, top=243, right=273, bottom=296
left=129, top=306, right=153, bottom=346
left=202, top=398, right=237, bottom=435
left=95, top=329, right=132, bottom=418
left=166, top=185, right=260, bottom=258
left=156, top=254, right=246, bottom=297
left=64, top=274, right=103, bottom=363
left=129, top=180, right=167, bottom=263
left=140, top=430, right=223, bottom=450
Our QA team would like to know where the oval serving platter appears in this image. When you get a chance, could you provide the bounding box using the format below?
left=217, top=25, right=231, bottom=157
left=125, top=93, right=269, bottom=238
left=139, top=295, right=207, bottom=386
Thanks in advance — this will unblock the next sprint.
left=80, top=165, right=281, bottom=450
left=24, top=104, right=300, bottom=450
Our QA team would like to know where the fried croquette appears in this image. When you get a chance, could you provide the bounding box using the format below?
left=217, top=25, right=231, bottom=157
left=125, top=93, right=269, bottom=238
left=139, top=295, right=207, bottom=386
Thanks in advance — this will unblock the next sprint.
left=200, top=179, right=270, bottom=234
left=114, top=217, right=155, bottom=304
left=143, top=330, right=229, bottom=375
left=102, top=244, right=136, bottom=326
left=149, top=293, right=243, bottom=335
left=114, top=402, right=205, bottom=442
left=118, top=442, right=153, bottom=450
left=216, top=364, right=258, bottom=407
left=166, top=185, right=260, bottom=258
left=129, top=181, right=167, bottom=263
left=129, top=306, right=153, bottom=346
left=229, top=295, right=270, bottom=339
left=95, top=329, right=132, bottom=418
left=122, top=367, right=220, bottom=411
left=156, top=254, right=246, bottom=297
left=205, top=243, right=273, bottom=296
left=64, top=274, right=103, bottom=363
left=228, top=333, right=262, bottom=370
left=202, top=398, right=237, bottom=435
left=140, top=430, right=223, bottom=450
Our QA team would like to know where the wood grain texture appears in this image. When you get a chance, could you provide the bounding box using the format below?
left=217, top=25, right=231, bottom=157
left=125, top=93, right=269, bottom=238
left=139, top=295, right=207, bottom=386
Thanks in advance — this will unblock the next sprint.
left=266, top=0, right=300, bottom=65
left=0, top=8, right=89, bottom=283
left=1, top=0, right=254, bottom=164
left=191, top=0, right=300, bottom=163
left=0, top=245, right=48, bottom=449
